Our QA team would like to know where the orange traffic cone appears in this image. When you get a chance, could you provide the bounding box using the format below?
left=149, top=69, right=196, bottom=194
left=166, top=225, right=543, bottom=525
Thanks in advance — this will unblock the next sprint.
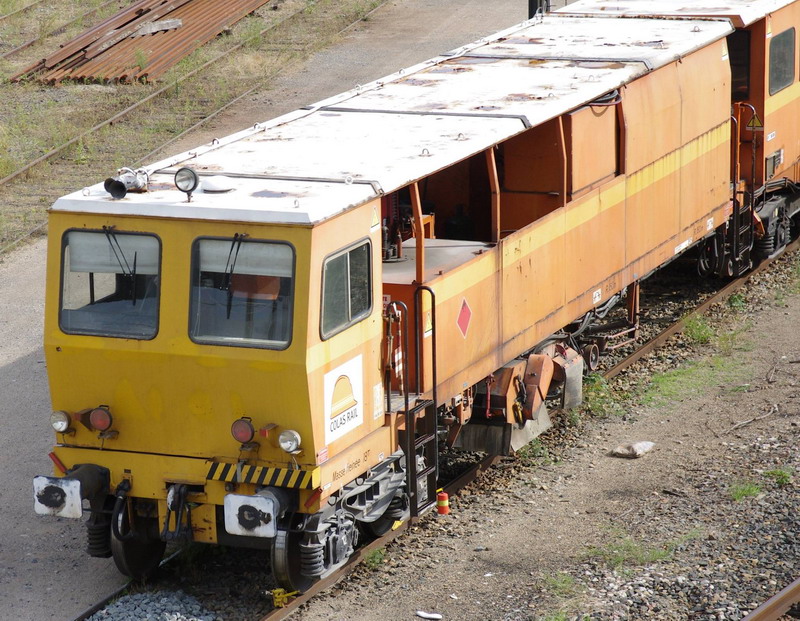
left=436, top=491, right=450, bottom=515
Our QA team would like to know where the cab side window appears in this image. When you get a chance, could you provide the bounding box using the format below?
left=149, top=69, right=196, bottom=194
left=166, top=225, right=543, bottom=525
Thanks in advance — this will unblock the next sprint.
left=321, top=241, right=371, bottom=338
left=769, top=28, right=795, bottom=95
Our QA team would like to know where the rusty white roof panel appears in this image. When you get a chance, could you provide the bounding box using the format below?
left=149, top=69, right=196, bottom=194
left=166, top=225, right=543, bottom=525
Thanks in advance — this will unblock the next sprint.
left=558, top=0, right=793, bottom=28
left=51, top=175, right=375, bottom=225
left=325, top=57, right=645, bottom=121
left=182, top=112, right=526, bottom=193
left=53, top=14, right=733, bottom=225
left=466, top=15, right=733, bottom=68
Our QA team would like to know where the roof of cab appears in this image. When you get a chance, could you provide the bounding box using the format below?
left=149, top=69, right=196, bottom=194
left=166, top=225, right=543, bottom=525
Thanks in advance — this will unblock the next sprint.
left=558, top=0, right=796, bottom=28
left=52, top=14, right=733, bottom=225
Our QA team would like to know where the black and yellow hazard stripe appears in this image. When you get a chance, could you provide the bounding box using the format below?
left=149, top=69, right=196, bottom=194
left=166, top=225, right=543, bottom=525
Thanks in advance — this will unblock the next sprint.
left=205, top=461, right=316, bottom=489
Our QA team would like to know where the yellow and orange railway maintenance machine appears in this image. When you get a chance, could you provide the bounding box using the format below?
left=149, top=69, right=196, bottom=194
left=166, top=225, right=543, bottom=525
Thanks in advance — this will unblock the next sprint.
left=35, top=14, right=733, bottom=591
left=562, top=0, right=800, bottom=272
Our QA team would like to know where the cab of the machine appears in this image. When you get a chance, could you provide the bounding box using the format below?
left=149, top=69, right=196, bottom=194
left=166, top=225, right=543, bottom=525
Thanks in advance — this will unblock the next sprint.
left=40, top=162, right=392, bottom=518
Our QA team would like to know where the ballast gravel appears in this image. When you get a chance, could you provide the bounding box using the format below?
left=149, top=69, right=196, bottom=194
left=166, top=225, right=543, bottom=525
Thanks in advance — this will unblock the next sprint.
left=87, top=590, right=217, bottom=621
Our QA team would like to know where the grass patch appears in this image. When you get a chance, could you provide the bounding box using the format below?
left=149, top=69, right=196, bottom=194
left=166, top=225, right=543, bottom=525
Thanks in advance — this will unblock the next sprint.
left=727, top=292, right=746, bottom=311
left=585, top=529, right=701, bottom=570
left=543, top=572, right=578, bottom=597
left=516, top=438, right=552, bottom=465
left=715, top=322, right=753, bottom=356
left=643, top=356, right=743, bottom=407
left=682, top=314, right=714, bottom=344
left=363, top=547, right=386, bottom=570
left=586, top=536, right=671, bottom=569
left=538, top=613, right=570, bottom=621
left=582, top=373, right=626, bottom=419
left=764, top=467, right=794, bottom=487
left=729, top=481, right=762, bottom=501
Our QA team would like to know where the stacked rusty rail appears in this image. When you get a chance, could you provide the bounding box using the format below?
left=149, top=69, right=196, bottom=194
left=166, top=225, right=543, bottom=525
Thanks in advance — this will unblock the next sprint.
left=12, top=0, right=273, bottom=84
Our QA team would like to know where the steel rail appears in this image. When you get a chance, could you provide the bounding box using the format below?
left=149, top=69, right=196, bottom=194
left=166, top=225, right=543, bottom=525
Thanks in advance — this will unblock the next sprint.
left=743, top=575, right=800, bottom=621
left=0, top=1, right=309, bottom=190
left=603, top=237, right=800, bottom=380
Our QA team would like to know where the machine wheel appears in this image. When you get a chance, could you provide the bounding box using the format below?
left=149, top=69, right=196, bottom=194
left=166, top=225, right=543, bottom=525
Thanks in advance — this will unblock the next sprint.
left=110, top=513, right=166, bottom=581
left=696, top=240, right=715, bottom=277
left=272, top=528, right=317, bottom=593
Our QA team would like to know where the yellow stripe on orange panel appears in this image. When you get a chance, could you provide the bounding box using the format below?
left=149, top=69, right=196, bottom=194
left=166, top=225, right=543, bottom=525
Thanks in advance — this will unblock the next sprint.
left=627, top=122, right=728, bottom=197
left=565, top=178, right=625, bottom=230
left=765, top=81, right=800, bottom=116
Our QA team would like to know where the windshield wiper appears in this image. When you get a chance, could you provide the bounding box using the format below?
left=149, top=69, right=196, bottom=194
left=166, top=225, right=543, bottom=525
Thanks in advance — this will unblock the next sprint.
left=220, top=233, right=247, bottom=318
left=102, top=226, right=138, bottom=306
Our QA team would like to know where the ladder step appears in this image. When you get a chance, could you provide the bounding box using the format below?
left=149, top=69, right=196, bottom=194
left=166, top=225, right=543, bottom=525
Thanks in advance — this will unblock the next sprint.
left=416, top=466, right=436, bottom=479
left=414, top=433, right=436, bottom=450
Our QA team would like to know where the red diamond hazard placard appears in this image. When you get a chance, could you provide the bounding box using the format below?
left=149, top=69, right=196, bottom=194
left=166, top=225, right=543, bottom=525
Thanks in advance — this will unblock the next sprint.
left=456, top=298, right=472, bottom=338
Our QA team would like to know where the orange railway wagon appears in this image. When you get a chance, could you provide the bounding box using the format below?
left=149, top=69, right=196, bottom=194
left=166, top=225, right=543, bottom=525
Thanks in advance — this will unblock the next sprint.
left=34, top=8, right=772, bottom=593
left=562, top=0, right=800, bottom=269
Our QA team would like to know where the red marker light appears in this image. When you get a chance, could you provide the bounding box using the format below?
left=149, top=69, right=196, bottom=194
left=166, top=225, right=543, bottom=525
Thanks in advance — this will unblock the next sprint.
left=89, top=407, right=113, bottom=431
left=231, top=418, right=255, bottom=443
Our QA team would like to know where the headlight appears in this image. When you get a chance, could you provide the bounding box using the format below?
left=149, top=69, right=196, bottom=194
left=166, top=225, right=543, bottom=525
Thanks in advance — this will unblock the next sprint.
left=278, top=430, right=301, bottom=454
left=174, top=167, right=199, bottom=193
left=50, top=411, right=71, bottom=433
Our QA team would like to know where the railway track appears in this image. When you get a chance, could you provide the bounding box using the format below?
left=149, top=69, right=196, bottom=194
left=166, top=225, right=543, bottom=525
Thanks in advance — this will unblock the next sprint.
left=743, top=576, right=800, bottom=621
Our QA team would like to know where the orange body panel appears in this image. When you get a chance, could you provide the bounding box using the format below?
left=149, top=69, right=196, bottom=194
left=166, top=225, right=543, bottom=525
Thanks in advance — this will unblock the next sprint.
left=394, top=46, right=731, bottom=406
left=763, top=6, right=800, bottom=182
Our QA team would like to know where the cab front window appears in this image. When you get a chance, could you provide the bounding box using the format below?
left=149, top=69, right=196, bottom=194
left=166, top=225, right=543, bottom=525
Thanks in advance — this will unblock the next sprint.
left=59, top=230, right=160, bottom=339
left=189, top=237, right=294, bottom=348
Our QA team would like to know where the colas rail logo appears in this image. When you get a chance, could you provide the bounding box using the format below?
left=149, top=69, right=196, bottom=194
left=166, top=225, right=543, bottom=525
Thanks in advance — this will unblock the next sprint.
left=323, top=355, right=364, bottom=444
left=330, top=375, right=358, bottom=434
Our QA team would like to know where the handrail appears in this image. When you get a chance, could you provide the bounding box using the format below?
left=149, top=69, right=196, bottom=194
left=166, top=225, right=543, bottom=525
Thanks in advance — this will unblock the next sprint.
left=384, top=301, right=413, bottom=512
left=414, top=285, right=438, bottom=482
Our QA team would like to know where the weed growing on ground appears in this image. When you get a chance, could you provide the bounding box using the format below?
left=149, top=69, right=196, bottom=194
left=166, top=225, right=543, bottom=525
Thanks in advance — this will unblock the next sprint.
left=364, top=547, right=385, bottom=570
left=544, top=572, right=578, bottom=597
left=727, top=292, right=746, bottom=311
left=517, top=438, right=552, bottom=465
left=715, top=321, right=753, bottom=356
left=582, top=373, right=626, bottom=418
left=764, top=467, right=794, bottom=487
left=683, top=314, right=715, bottom=344
left=585, top=529, right=701, bottom=570
left=134, top=49, right=149, bottom=72
left=643, top=356, right=743, bottom=407
left=538, top=613, right=570, bottom=621
left=729, top=481, right=762, bottom=501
